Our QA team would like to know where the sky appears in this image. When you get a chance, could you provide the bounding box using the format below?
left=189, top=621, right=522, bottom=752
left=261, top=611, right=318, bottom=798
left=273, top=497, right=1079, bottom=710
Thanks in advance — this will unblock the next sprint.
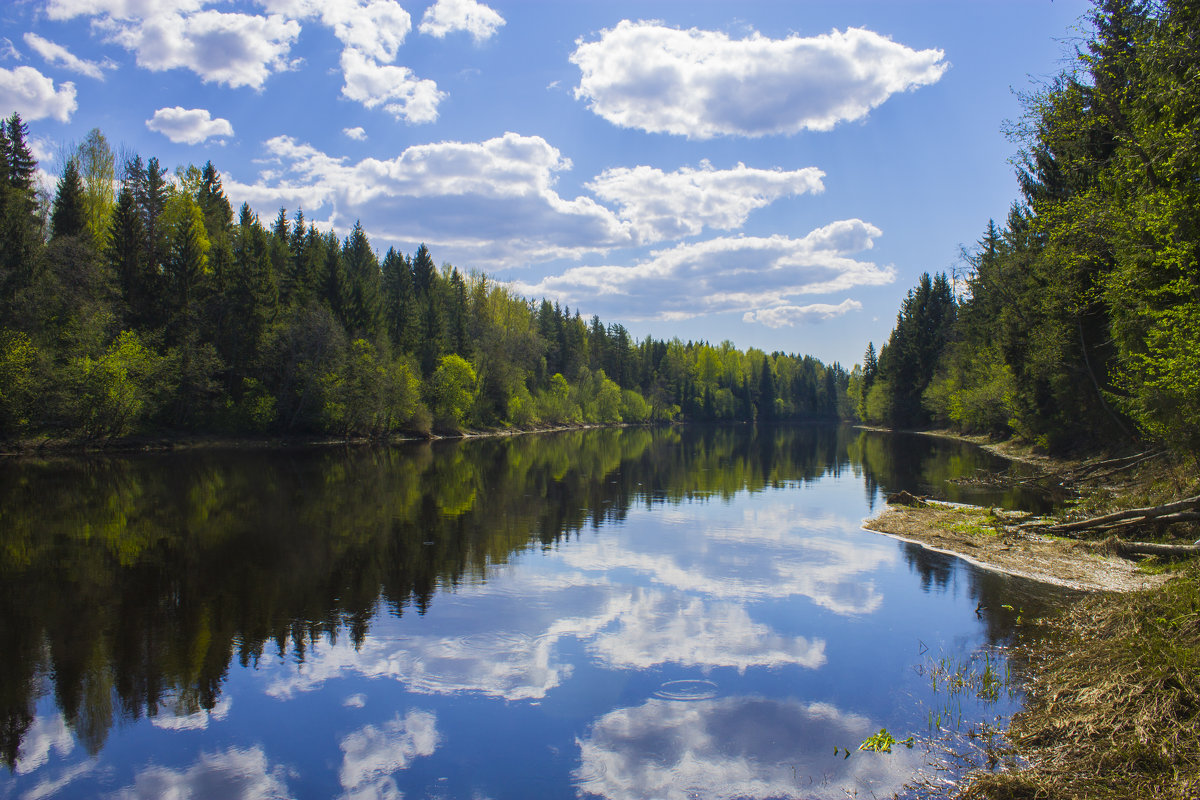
left=0, top=0, right=1093, bottom=367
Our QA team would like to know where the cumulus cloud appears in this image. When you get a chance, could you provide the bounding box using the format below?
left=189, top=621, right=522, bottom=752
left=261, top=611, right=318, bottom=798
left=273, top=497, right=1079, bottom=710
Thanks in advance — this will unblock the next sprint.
left=419, top=0, right=506, bottom=43
left=14, top=713, right=75, bottom=775
left=576, top=697, right=928, bottom=800
left=0, top=65, right=77, bottom=122
left=255, top=0, right=445, bottom=122
left=509, top=220, right=893, bottom=324
left=587, top=161, right=825, bottom=241
left=339, top=48, right=444, bottom=123
left=225, top=132, right=633, bottom=268
left=113, top=746, right=292, bottom=800
left=587, top=590, right=826, bottom=672
left=150, top=697, right=232, bottom=731
left=338, top=710, right=439, bottom=800
left=743, top=299, right=863, bottom=328
left=343, top=126, right=367, bottom=140
left=107, top=9, right=300, bottom=89
left=572, top=20, right=947, bottom=138
left=557, top=500, right=898, bottom=616
left=45, top=0, right=205, bottom=20
left=23, top=33, right=114, bottom=80
left=146, top=105, right=234, bottom=144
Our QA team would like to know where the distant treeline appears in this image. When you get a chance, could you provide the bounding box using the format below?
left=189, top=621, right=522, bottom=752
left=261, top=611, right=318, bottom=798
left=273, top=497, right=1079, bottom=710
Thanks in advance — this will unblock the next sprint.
left=854, top=0, right=1199, bottom=454
left=0, top=118, right=852, bottom=439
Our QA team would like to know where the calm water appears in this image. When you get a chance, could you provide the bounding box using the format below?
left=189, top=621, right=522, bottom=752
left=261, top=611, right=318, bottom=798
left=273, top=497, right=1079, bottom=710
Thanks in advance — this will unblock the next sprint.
left=0, top=426, right=1070, bottom=800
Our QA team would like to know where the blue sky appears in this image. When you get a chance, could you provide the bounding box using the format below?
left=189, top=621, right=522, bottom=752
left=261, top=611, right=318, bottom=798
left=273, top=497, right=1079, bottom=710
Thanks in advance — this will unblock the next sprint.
left=1, top=0, right=1091, bottom=366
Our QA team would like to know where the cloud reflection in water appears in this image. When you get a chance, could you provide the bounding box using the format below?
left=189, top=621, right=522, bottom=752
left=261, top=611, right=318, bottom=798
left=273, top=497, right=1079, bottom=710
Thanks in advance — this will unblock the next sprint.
left=575, top=696, right=927, bottom=800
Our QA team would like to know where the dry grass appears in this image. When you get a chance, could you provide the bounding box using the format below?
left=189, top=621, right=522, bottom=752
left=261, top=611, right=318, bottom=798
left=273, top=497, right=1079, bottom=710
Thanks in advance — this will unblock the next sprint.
left=961, top=563, right=1200, bottom=800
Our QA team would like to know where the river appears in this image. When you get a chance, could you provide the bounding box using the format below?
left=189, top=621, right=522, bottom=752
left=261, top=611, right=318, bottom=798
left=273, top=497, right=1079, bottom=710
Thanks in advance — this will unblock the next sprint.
left=0, top=425, right=1071, bottom=799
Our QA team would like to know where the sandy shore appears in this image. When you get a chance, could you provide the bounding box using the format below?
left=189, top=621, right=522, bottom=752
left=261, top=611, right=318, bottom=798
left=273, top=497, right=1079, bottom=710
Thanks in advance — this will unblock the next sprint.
left=863, top=501, right=1166, bottom=593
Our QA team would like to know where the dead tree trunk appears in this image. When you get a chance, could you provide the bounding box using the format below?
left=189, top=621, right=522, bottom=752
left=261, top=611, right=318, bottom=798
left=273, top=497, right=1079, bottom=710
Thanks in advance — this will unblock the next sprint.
left=1048, top=495, right=1200, bottom=534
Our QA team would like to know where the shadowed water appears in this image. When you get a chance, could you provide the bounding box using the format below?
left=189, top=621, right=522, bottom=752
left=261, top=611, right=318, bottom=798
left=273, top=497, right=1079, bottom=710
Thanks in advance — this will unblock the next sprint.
left=0, top=425, right=1070, bottom=799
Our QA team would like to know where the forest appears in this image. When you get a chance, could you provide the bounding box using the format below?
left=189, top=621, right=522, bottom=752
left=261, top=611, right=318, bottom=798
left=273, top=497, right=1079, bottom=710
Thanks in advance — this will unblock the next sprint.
left=0, top=118, right=851, bottom=441
left=856, top=0, right=1199, bottom=457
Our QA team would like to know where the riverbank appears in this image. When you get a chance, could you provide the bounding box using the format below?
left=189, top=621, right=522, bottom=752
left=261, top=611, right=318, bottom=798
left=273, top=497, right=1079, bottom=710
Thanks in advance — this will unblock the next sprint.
left=860, top=432, right=1200, bottom=799
left=0, top=420, right=630, bottom=456
left=862, top=502, right=1165, bottom=593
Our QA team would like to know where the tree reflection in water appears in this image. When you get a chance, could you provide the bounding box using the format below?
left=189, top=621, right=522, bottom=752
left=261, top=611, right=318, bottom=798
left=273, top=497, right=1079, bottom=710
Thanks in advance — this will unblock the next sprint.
left=0, top=425, right=1062, bottom=774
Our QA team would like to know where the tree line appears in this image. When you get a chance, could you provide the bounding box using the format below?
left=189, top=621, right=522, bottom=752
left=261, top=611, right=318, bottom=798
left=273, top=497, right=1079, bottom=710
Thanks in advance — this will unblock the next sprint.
left=0, top=116, right=852, bottom=439
left=853, top=0, right=1198, bottom=455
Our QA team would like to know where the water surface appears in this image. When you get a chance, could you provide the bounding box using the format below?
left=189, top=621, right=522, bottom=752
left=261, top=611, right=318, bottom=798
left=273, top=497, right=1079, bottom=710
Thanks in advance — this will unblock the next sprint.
left=0, top=426, right=1069, bottom=799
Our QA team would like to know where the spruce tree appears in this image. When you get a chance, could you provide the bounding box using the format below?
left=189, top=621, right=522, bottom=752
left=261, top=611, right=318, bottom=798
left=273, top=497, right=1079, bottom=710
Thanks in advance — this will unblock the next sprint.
left=50, top=159, right=87, bottom=240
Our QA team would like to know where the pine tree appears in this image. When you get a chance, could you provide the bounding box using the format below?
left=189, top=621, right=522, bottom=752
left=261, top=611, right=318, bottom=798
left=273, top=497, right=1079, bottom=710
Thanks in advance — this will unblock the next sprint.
left=382, top=246, right=415, bottom=353
left=0, top=114, right=42, bottom=311
left=341, top=221, right=383, bottom=338
left=196, top=161, right=233, bottom=244
left=50, top=158, right=87, bottom=240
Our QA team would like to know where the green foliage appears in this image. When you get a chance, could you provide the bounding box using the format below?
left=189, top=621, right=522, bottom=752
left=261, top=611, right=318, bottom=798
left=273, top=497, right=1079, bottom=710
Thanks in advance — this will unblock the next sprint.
left=232, top=377, right=277, bottom=432
left=863, top=1, right=1199, bottom=455
left=1115, top=303, right=1200, bottom=452
left=924, top=342, right=1017, bottom=434
left=50, top=158, right=86, bottom=240
left=0, top=329, right=40, bottom=433
left=66, top=330, right=161, bottom=437
left=859, top=728, right=914, bottom=753
left=76, top=128, right=115, bottom=251
left=428, top=353, right=477, bottom=430
left=536, top=373, right=582, bottom=424
left=620, top=388, right=651, bottom=423
left=0, top=117, right=858, bottom=441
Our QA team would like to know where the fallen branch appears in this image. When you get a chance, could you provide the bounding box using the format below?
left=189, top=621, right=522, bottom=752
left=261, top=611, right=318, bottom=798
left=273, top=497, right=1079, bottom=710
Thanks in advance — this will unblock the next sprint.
left=1088, top=535, right=1200, bottom=558
left=1113, top=540, right=1200, bottom=558
left=1048, top=495, right=1200, bottom=534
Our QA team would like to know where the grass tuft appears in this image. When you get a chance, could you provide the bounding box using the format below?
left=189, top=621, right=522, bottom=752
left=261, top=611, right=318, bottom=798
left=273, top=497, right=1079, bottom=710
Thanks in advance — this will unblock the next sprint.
left=962, top=563, right=1200, bottom=799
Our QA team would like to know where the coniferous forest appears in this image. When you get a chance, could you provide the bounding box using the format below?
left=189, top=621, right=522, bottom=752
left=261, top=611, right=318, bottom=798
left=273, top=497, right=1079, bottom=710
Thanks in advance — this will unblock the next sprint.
left=855, top=0, right=1199, bottom=456
left=0, top=117, right=852, bottom=441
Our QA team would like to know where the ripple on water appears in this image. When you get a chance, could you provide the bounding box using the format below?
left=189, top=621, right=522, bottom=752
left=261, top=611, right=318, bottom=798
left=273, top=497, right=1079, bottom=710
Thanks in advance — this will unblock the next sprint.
left=652, top=679, right=719, bottom=701
left=570, top=758, right=608, bottom=789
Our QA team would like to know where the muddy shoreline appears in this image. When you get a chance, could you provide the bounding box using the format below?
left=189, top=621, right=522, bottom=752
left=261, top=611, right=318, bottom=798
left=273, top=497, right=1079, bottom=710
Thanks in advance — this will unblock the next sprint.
left=862, top=502, right=1165, bottom=593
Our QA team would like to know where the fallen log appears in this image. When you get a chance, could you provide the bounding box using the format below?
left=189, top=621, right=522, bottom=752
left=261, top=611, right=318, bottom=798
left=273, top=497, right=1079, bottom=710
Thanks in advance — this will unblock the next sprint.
left=1116, top=540, right=1200, bottom=558
left=1090, top=536, right=1200, bottom=558
left=1048, top=495, right=1200, bottom=533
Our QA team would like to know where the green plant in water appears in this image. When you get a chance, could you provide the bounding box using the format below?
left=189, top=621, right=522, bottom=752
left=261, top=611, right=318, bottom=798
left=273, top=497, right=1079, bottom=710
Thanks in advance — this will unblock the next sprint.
left=859, top=728, right=914, bottom=753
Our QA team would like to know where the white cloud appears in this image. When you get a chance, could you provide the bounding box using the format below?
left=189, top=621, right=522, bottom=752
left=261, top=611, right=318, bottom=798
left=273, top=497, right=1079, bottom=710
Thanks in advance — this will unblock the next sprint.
left=45, top=0, right=205, bottom=20
left=14, top=712, right=75, bottom=775
left=114, top=746, right=292, bottom=800
left=587, top=161, right=825, bottom=242
left=258, top=0, right=412, bottom=61
left=146, top=105, right=234, bottom=144
left=576, top=697, right=928, bottom=800
left=343, top=126, right=367, bottom=140
left=255, top=0, right=444, bottom=121
left=572, top=20, right=947, bottom=138
left=743, top=299, right=863, bottom=328
left=150, top=697, right=232, bottom=731
left=419, top=0, right=505, bottom=43
left=587, top=590, right=826, bottom=672
left=338, top=710, right=438, bottom=800
left=0, top=65, right=77, bottom=122
left=509, top=220, right=894, bottom=324
left=225, top=132, right=633, bottom=268
left=556, top=500, right=898, bottom=616
left=23, top=34, right=114, bottom=80
left=108, top=9, right=300, bottom=89
left=339, top=48, right=443, bottom=123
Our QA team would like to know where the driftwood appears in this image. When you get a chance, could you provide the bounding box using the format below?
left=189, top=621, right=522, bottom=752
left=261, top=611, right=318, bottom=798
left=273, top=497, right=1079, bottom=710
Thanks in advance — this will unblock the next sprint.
left=1048, top=494, right=1200, bottom=534
left=1112, top=539, right=1200, bottom=558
